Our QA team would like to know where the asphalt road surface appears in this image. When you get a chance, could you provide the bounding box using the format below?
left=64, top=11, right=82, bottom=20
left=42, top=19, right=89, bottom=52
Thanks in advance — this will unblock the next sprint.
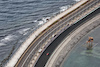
left=35, top=7, right=100, bottom=67
left=15, top=1, right=97, bottom=67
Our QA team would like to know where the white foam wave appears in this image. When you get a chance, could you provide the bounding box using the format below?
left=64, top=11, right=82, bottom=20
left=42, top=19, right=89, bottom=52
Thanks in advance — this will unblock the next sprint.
left=42, top=17, right=51, bottom=23
left=18, top=28, right=30, bottom=35
left=19, top=40, right=24, bottom=43
left=74, top=0, right=81, bottom=2
left=0, top=43, right=6, bottom=46
left=38, top=21, right=44, bottom=25
left=38, top=17, right=51, bottom=25
left=60, top=5, right=71, bottom=12
left=34, top=20, right=38, bottom=23
left=1, top=35, right=17, bottom=43
left=23, top=32, right=28, bottom=35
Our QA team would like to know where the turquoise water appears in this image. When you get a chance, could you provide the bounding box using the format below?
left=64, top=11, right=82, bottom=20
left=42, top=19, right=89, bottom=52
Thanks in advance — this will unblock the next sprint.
left=62, top=26, right=100, bottom=67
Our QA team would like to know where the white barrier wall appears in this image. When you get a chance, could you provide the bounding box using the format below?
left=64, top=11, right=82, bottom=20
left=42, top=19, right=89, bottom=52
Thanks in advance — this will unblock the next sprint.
left=5, top=0, right=89, bottom=67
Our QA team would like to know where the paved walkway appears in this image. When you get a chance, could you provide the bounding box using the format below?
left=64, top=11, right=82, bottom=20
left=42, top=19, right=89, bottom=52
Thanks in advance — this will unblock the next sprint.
left=32, top=1, right=100, bottom=67
left=45, top=12, right=100, bottom=67
left=5, top=0, right=86, bottom=67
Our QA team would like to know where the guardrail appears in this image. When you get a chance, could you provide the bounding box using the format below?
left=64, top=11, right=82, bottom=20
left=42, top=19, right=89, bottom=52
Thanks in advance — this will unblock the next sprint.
left=5, top=0, right=100, bottom=67
left=45, top=5, right=100, bottom=67
left=29, top=0, right=100, bottom=67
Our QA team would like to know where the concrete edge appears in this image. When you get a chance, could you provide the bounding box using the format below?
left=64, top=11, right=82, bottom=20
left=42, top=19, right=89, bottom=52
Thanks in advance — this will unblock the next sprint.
left=5, top=0, right=87, bottom=67
left=45, top=12, right=100, bottom=67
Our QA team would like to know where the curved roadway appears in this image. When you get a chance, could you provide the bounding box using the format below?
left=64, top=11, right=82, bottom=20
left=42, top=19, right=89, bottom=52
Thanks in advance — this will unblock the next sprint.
left=35, top=7, right=100, bottom=67
left=13, top=0, right=99, bottom=67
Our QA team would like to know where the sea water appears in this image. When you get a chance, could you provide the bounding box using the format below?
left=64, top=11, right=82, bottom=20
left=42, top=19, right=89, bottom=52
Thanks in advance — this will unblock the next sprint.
left=0, top=0, right=79, bottom=65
